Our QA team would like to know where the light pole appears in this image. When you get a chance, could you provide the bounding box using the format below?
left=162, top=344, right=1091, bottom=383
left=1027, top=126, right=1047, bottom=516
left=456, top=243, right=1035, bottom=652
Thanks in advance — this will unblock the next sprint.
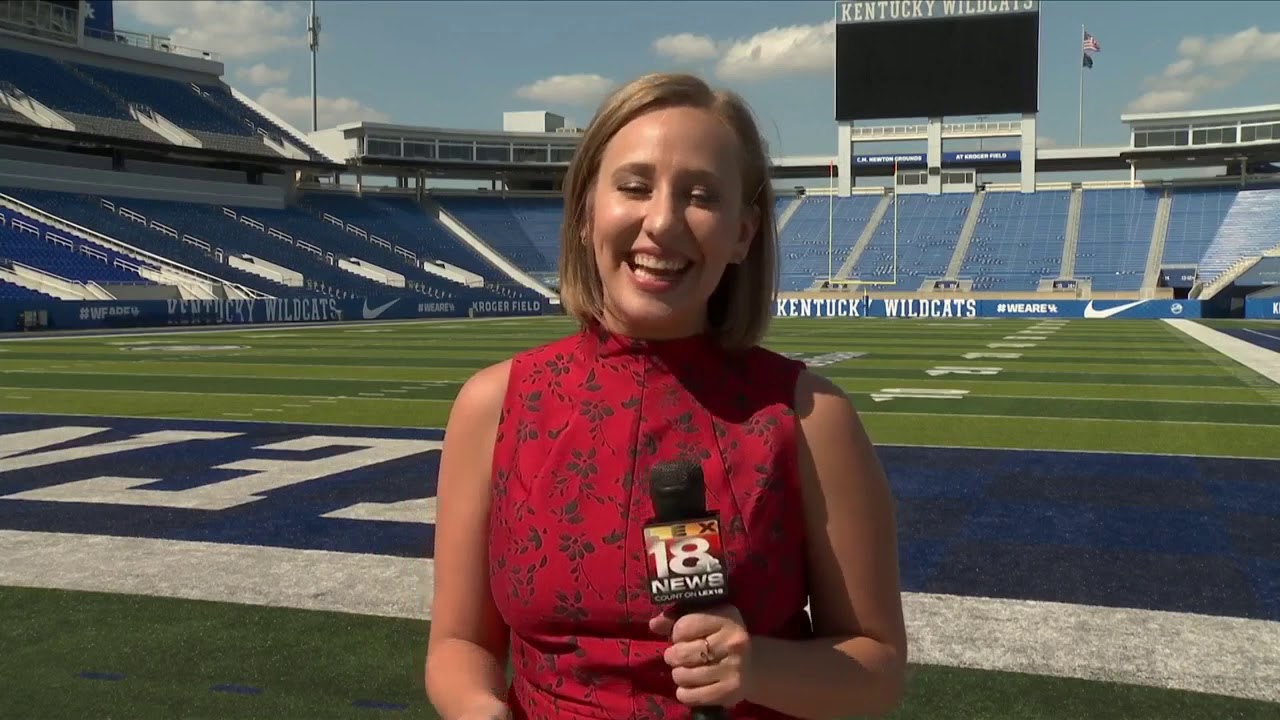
left=308, top=0, right=320, bottom=132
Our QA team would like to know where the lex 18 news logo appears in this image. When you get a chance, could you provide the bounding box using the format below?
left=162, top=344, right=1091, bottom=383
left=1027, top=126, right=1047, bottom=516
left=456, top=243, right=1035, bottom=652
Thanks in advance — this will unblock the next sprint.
left=642, top=516, right=729, bottom=604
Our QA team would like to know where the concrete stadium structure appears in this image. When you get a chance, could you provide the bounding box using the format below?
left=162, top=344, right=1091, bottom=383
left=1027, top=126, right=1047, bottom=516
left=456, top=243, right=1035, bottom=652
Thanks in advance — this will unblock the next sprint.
left=1, top=0, right=1279, bottom=328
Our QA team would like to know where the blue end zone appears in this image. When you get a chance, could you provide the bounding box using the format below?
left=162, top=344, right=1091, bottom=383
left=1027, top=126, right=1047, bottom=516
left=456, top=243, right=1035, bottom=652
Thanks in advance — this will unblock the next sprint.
left=1223, top=327, right=1280, bottom=352
left=1, top=414, right=1276, bottom=622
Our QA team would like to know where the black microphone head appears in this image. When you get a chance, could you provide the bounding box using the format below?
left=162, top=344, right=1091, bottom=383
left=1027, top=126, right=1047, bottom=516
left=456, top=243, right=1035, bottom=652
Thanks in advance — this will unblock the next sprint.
left=648, top=459, right=705, bottom=521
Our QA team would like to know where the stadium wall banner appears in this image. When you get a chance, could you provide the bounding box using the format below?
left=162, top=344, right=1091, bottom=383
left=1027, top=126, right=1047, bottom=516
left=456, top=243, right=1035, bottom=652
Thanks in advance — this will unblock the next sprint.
left=84, top=0, right=115, bottom=35
left=0, top=295, right=546, bottom=332
left=1244, top=297, right=1280, bottom=319
left=1159, top=268, right=1197, bottom=289
left=837, top=0, right=1039, bottom=24
left=773, top=297, right=1203, bottom=320
left=853, top=151, right=1020, bottom=167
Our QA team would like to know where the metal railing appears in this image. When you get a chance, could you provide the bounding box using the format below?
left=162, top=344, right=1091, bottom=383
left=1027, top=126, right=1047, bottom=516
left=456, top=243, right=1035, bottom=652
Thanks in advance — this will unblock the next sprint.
left=83, top=26, right=221, bottom=62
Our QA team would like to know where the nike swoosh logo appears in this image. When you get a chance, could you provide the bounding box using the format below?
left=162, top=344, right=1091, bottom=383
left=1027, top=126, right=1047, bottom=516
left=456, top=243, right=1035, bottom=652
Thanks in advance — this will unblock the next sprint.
left=1082, top=299, right=1147, bottom=319
left=362, top=298, right=398, bottom=320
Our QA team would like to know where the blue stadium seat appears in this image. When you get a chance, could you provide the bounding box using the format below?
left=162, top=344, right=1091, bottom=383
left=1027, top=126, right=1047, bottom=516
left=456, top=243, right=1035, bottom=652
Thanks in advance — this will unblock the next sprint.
left=298, top=193, right=542, bottom=301
left=1075, top=188, right=1161, bottom=292
left=776, top=195, right=884, bottom=291
left=1194, top=187, right=1280, bottom=285
left=0, top=47, right=131, bottom=120
left=436, top=196, right=561, bottom=278
left=73, top=63, right=250, bottom=137
left=0, top=276, right=57, bottom=301
left=0, top=187, right=317, bottom=298
left=0, top=211, right=155, bottom=285
left=194, top=84, right=326, bottom=160
left=101, top=196, right=429, bottom=300
left=1, top=188, right=547, bottom=303
left=1162, top=187, right=1237, bottom=267
left=853, top=194, right=971, bottom=290
left=222, top=203, right=487, bottom=301
left=961, top=191, right=1070, bottom=292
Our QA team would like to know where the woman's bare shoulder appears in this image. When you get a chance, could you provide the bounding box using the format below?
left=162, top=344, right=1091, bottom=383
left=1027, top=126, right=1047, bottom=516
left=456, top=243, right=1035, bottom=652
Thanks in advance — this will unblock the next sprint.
left=448, top=358, right=514, bottom=430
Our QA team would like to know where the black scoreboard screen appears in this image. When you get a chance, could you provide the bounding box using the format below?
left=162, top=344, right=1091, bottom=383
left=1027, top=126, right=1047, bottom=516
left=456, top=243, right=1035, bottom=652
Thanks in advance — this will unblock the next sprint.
left=835, top=1, right=1040, bottom=122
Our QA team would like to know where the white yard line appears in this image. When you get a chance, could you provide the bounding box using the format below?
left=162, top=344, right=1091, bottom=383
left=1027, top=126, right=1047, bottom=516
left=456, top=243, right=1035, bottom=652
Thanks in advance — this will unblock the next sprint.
left=0, top=530, right=1274, bottom=704
left=0, top=530, right=431, bottom=621
left=903, top=592, right=1280, bottom=704
left=1165, top=319, right=1280, bottom=385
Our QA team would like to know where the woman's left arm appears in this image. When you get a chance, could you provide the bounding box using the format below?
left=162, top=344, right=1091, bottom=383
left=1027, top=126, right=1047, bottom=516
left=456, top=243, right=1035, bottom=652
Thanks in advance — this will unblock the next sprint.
left=745, top=369, right=908, bottom=719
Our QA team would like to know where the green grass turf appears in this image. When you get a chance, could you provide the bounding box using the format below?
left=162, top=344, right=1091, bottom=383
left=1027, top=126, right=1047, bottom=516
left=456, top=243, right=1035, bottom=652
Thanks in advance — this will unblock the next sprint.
left=3, top=316, right=1277, bottom=457
left=1, top=316, right=1278, bottom=718
left=3, top=586, right=1275, bottom=720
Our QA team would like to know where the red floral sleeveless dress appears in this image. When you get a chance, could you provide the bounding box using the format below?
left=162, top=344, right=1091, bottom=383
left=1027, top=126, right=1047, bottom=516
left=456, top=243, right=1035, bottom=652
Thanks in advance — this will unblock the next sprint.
left=488, top=324, right=813, bottom=719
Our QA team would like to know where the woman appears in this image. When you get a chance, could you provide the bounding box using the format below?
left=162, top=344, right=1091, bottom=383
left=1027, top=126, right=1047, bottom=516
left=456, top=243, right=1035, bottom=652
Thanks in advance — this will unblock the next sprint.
left=426, top=72, right=906, bottom=720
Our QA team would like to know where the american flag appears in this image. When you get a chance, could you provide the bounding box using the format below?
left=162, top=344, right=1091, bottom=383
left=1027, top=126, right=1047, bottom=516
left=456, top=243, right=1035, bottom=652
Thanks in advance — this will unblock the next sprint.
left=1083, top=32, right=1100, bottom=53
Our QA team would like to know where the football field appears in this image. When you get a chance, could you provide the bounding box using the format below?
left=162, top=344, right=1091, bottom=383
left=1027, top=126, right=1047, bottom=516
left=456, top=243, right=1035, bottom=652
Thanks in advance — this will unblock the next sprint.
left=1, top=315, right=1278, bottom=719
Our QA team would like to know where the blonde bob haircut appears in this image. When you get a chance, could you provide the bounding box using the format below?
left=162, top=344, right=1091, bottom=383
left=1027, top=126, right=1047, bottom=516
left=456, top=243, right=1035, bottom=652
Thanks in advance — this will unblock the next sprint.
left=557, top=72, right=779, bottom=352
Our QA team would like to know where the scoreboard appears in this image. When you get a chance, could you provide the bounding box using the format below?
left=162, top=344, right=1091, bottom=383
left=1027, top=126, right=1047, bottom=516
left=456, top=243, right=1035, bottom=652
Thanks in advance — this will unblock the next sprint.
left=834, top=0, right=1040, bottom=122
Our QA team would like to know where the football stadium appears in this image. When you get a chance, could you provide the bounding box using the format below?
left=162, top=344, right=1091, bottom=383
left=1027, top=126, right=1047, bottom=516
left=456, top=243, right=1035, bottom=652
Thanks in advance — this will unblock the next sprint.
left=1, top=0, right=1278, bottom=717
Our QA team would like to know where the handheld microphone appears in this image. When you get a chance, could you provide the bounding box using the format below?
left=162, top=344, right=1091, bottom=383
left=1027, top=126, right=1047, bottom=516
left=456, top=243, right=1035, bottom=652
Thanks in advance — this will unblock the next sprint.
left=643, top=460, right=730, bottom=720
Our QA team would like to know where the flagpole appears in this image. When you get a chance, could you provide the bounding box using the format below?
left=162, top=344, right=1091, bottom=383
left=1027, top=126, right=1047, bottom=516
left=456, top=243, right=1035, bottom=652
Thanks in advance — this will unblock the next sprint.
left=1078, top=24, right=1085, bottom=147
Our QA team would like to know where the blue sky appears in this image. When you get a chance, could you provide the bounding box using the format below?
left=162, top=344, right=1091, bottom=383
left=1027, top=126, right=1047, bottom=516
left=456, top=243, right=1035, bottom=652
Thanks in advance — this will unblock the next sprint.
left=115, top=1, right=1278, bottom=178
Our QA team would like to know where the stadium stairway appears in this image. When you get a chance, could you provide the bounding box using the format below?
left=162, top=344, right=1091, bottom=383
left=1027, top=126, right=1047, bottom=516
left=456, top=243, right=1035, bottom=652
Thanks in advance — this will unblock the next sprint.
left=1071, top=188, right=1160, bottom=292
left=778, top=194, right=881, bottom=291
left=847, top=193, right=970, bottom=291
left=425, top=196, right=559, bottom=301
left=1139, top=191, right=1174, bottom=294
left=775, top=194, right=806, bottom=232
left=1160, top=186, right=1239, bottom=276
left=0, top=101, right=34, bottom=127
left=958, top=190, right=1070, bottom=293
left=196, top=84, right=320, bottom=160
left=1193, top=187, right=1280, bottom=298
left=0, top=47, right=319, bottom=161
left=0, top=273, right=56, bottom=301
left=215, top=202, right=486, bottom=301
left=295, top=192, right=549, bottom=302
left=0, top=188, right=310, bottom=300
left=1057, top=187, right=1083, bottom=281
left=943, top=190, right=987, bottom=281
left=104, top=196, right=439, bottom=301
left=833, top=193, right=892, bottom=282
left=0, top=260, right=98, bottom=300
left=0, top=49, right=164, bottom=144
left=0, top=203, right=181, bottom=300
left=72, top=62, right=276, bottom=158
left=431, top=195, right=559, bottom=280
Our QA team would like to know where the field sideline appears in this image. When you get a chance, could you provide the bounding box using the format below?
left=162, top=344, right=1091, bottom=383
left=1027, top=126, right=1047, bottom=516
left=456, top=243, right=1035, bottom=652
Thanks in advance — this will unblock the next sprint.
left=1, top=315, right=1278, bottom=718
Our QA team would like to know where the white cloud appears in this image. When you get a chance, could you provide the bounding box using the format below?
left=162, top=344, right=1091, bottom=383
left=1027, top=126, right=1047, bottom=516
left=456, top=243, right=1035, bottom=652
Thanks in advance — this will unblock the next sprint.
left=1127, top=26, right=1280, bottom=112
left=1163, top=59, right=1194, bottom=78
left=235, top=63, right=291, bottom=87
left=515, top=74, right=615, bottom=106
left=1192, top=26, right=1280, bottom=67
left=1129, top=88, right=1199, bottom=114
left=649, top=21, right=836, bottom=82
left=653, top=33, right=719, bottom=62
left=116, top=0, right=304, bottom=60
left=255, top=87, right=389, bottom=131
left=714, top=20, right=836, bottom=81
